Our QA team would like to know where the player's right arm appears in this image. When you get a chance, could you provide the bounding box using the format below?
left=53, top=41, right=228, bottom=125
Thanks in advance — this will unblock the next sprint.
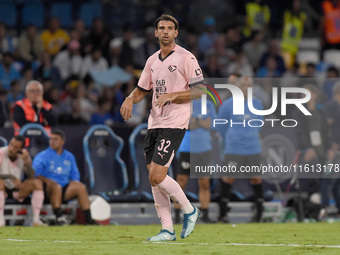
left=120, top=88, right=148, bottom=121
left=120, top=56, right=153, bottom=121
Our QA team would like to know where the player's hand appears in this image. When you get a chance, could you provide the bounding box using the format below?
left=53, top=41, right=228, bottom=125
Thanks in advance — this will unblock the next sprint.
left=155, top=93, right=178, bottom=108
left=20, top=149, right=32, bottom=165
left=36, top=95, right=44, bottom=109
left=304, top=148, right=317, bottom=162
left=11, top=178, right=22, bottom=189
left=120, top=97, right=133, bottom=121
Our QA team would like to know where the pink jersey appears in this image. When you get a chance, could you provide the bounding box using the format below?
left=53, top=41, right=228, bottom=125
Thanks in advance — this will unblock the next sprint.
left=138, top=44, right=204, bottom=129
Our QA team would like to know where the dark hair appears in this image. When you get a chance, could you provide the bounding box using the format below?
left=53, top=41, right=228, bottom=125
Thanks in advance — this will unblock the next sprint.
left=154, top=14, right=179, bottom=30
left=327, top=66, right=339, bottom=76
left=14, top=135, right=25, bottom=148
left=52, top=129, right=66, bottom=140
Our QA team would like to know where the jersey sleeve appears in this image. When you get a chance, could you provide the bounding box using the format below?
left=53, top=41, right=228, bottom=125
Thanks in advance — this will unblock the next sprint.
left=137, top=57, right=153, bottom=92
left=184, top=54, right=204, bottom=87
left=69, top=154, right=80, bottom=181
left=32, top=153, right=46, bottom=177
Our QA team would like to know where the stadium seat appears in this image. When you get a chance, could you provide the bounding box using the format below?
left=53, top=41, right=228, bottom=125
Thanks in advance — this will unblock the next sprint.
left=0, top=136, right=8, bottom=147
left=79, top=1, right=103, bottom=27
left=19, top=123, right=50, bottom=158
left=128, top=123, right=175, bottom=202
left=22, top=0, right=45, bottom=28
left=323, top=49, right=340, bottom=68
left=296, top=50, right=320, bottom=65
left=50, top=2, right=73, bottom=28
left=83, top=125, right=131, bottom=201
left=0, top=1, right=16, bottom=27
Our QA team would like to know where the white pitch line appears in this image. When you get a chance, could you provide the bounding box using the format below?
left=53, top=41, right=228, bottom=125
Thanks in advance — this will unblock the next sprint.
left=143, top=241, right=340, bottom=249
left=1, top=239, right=117, bottom=244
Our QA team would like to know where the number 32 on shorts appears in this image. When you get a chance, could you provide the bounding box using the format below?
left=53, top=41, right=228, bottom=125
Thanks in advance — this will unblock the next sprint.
left=158, top=139, right=171, bottom=153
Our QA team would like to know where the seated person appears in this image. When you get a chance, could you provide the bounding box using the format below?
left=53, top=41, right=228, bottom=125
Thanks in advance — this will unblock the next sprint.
left=32, top=129, right=97, bottom=225
left=0, top=135, right=46, bottom=226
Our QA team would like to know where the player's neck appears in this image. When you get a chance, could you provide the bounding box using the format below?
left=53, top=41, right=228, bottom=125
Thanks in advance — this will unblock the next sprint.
left=160, top=43, right=175, bottom=59
left=55, top=148, right=63, bottom=155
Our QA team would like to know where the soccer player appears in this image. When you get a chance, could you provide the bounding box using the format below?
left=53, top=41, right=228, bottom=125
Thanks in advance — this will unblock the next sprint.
left=0, top=135, right=46, bottom=226
left=32, top=129, right=97, bottom=225
left=217, top=76, right=264, bottom=223
left=120, top=14, right=204, bottom=241
left=174, top=98, right=218, bottom=224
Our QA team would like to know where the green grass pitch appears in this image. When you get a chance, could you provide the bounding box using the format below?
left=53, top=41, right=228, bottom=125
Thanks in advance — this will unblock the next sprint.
left=1, top=223, right=340, bottom=254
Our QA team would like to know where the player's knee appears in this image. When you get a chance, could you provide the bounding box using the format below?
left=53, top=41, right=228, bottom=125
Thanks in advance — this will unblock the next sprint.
left=50, top=183, right=62, bottom=193
left=199, top=179, right=210, bottom=191
left=149, top=171, right=164, bottom=185
left=77, top=182, right=87, bottom=193
left=32, top=179, right=43, bottom=190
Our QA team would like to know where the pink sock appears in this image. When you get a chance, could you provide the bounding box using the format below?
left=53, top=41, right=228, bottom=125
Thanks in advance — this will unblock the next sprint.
left=31, top=190, right=44, bottom=216
left=0, top=191, right=4, bottom=215
left=158, top=175, right=192, bottom=213
left=151, top=185, right=173, bottom=230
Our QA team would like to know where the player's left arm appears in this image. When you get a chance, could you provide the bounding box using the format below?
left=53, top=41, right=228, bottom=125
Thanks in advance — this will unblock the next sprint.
left=156, top=54, right=205, bottom=107
left=155, top=84, right=206, bottom=108
left=21, top=150, right=35, bottom=178
left=69, top=155, right=80, bottom=182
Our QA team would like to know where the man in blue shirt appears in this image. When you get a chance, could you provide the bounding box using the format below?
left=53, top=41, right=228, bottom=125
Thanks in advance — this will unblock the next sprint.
left=174, top=98, right=218, bottom=223
left=217, top=75, right=264, bottom=223
left=33, top=129, right=97, bottom=225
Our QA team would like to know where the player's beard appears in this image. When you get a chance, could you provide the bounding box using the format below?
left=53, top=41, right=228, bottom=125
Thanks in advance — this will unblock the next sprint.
left=160, top=36, right=174, bottom=46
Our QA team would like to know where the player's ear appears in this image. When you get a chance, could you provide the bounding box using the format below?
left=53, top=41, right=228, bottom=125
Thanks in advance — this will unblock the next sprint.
left=174, top=29, right=178, bottom=38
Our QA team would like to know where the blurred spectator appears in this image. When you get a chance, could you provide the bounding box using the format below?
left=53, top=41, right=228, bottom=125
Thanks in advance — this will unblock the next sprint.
left=281, top=62, right=302, bottom=87
left=74, top=83, right=96, bottom=122
left=35, top=51, right=62, bottom=89
left=292, top=84, right=333, bottom=195
left=40, top=17, right=70, bottom=56
left=86, top=18, right=113, bottom=61
left=80, top=48, right=108, bottom=79
left=70, top=20, right=88, bottom=56
left=119, top=25, right=135, bottom=69
left=19, top=67, right=34, bottom=92
left=244, top=0, right=271, bottom=38
left=0, top=23, right=13, bottom=54
left=6, top=80, right=24, bottom=111
left=180, top=27, right=198, bottom=53
left=89, top=97, right=114, bottom=125
left=320, top=0, right=340, bottom=54
left=206, top=35, right=231, bottom=76
left=260, top=39, right=286, bottom=74
left=109, top=39, right=122, bottom=66
left=17, top=25, right=44, bottom=66
left=45, top=86, right=70, bottom=118
left=227, top=52, right=254, bottom=77
left=299, top=62, right=318, bottom=87
left=243, top=30, right=267, bottom=71
left=198, top=17, right=218, bottom=53
left=134, top=27, right=159, bottom=69
left=323, top=66, right=340, bottom=100
left=58, top=98, right=87, bottom=125
left=256, top=56, right=282, bottom=77
left=12, top=80, right=57, bottom=136
left=322, top=82, right=340, bottom=212
left=281, top=0, right=306, bottom=68
left=223, top=24, right=242, bottom=61
left=53, top=40, right=83, bottom=81
left=0, top=88, right=7, bottom=127
left=0, top=52, right=21, bottom=91
left=204, top=53, right=223, bottom=78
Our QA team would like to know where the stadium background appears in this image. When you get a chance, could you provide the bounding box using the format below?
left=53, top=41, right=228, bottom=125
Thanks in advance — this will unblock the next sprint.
left=0, top=0, right=339, bottom=224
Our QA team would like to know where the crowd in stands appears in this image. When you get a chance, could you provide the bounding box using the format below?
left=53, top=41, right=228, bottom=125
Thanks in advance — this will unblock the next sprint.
left=0, top=0, right=339, bottom=130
